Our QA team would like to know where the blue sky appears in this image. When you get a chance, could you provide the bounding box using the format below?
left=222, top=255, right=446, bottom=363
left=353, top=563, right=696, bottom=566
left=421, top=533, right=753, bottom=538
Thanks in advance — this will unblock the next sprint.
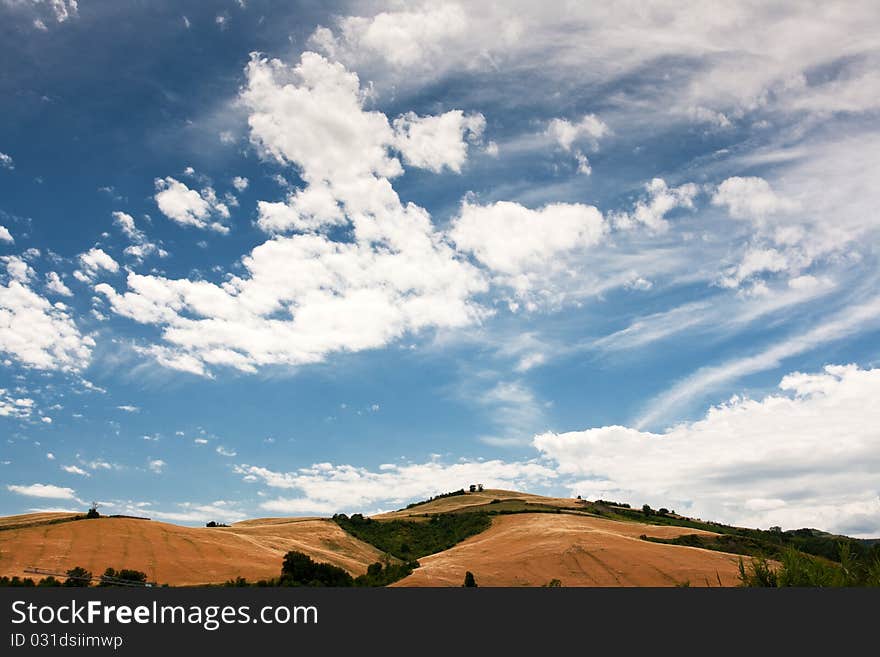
left=1, top=1, right=879, bottom=536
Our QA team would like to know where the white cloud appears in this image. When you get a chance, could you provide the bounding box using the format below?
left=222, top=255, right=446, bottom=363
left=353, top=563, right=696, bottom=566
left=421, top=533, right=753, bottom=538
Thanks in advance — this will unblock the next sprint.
left=40, top=415, right=52, bottom=423
left=117, top=405, right=139, bottom=413
left=2, top=255, right=32, bottom=283
left=154, top=177, right=230, bottom=233
left=310, top=3, right=471, bottom=72
left=147, top=501, right=246, bottom=524
left=0, top=152, right=14, bottom=169
left=216, top=446, right=237, bottom=457
left=308, top=2, right=880, bottom=125
left=547, top=114, right=608, bottom=151
left=148, top=459, right=166, bottom=474
left=78, top=248, right=119, bottom=280
left=611, top=178, right=699, bottom=233
left=392, top=110, right=485, bottom=173
left=7, top=483, right=76, bottom=499
left=636, top=295, right=880, bottom=429
left=112, top=211, right=144, bottom=242
left=0, top=390, right=34, bottom=419
left=450, top=200, right=606, bottom=304
left=534, top=364, right=880, bottom=537
left=46, top=452, right=54, bottom=460
left=45, top=271, right=72, bottom=296
left=0, top=226, right=13, bottom=243
left=61, top=464, right=89, bottom=477
left=712, top=177, right=797, bottom=225
left=236, top=458, right=556, bottom=514
left=99, top=52, right=488, bottom=376
left=232, top=176, right=249, bottom=192
left=0, top=273, right=94, bottom=371
left=452, top=200, right=605, bottom=276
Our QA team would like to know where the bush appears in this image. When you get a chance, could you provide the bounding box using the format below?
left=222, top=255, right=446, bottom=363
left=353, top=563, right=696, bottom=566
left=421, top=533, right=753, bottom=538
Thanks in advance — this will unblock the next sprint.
left=85, top=507, right=100, bottom=519
left=463, top=571, right=477, bottom=587
left=642, top=504, right=654, bottom=517
left=64, top=567, right=92, bottom=587
left=99, top=568, right=148, bottom=586
left=280, top=551, right=353, bottom=587
left=354, top=559, right=418, bottom=587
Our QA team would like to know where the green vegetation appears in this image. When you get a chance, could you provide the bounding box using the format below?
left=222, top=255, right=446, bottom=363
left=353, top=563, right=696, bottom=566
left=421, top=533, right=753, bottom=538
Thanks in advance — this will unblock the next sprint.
left=463, top=571, right=477, bottom=587
left=354, top=559, right=418, bottom=586
left=332, top=512, right=492, bottom=561
left=738, top=545, right=880, bottom=587
left=404, top=489, right=467, bottom=510
left=279, top=551, right=354, bottom=586
left=222, top=551, right=416, bottom=587
left=639, top=526, right=880, bottom=566
left=543, top=578, right=563, bottom=587
left=64, top=566, right=92, bottom=587
left=98, top=568, right=148, bottom=586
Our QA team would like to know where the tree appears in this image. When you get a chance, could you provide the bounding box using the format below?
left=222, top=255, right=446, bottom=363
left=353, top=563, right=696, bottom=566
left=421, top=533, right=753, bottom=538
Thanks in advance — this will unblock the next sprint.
left=642, top=504, right=654, bottom=517
left=280, top=551, right=353, bottom=587
left=658, top=508, right=669, bottom=517
left=64, top=566, right=92, bottom=587
left=86, top=502, right=100, bottom=519
left=99, top=568, right=147, bottom=586
left=463, top=571, right=477, bottom=587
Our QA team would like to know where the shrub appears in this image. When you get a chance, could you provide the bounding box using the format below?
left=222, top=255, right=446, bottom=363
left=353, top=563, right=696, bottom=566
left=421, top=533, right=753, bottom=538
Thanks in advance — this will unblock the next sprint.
left=64, top=566, right=92, bottom=587
left=463, top=571, right=477, bottom=587
left=280, top=551, right=353, bottom=587
left=99, top=568, right=148, bottom=586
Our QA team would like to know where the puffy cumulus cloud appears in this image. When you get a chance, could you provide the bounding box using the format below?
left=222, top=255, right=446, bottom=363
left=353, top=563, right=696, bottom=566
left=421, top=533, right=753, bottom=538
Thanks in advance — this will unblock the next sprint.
left=611, top=178, right=699, bottom=233
left=44, top=271, right=72, bottom=296
left=111, top=211, right=144, bottom=242
left=0, top=389, right=34, bottom=419
left=0, top=152, right=13, bottom=169
left=154, top=177, right=230, bottom=233
left=1, top=266, right=94, bottom=371
left=76, top=248, right=119, bottom=282
left=98, top=52, right=487, bottom=376
left=310, top=3, right=472, bottom=72
left=242, top=52, right=402, bottom=186
left=112, top=211, right=166, bottom=262
left=546, top=114, right=608, bottom=151
left=535, top=364, right=880, bottom=536
left=718, top=247, right=790, bottom=289
left=0, top=226, right=13, bottom=243
left=232, top=176, right=249, bottom=192
left=6, top=482, right=77, bottom=499
left=712, top=177, right=798, bottom=225
left=148, top=459, right=166, bottom=474
left=235, top=458, right=556, bottom=514
left=3, top=255, right=32, bottom=282
left=392, top=110, right=485, bottom=173
left=450, top=200, right=606, bottom=303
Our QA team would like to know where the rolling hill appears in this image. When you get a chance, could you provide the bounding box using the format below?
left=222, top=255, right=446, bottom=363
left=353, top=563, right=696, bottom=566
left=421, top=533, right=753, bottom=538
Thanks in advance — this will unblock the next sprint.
left=2, top=489, right=869, bottom=587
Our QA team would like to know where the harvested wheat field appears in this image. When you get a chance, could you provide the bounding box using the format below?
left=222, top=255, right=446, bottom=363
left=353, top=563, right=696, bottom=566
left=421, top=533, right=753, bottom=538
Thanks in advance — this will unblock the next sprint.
left=0, top=516, right=385, bottom=585
left=374, top=488, right=589, bottom=519
left=393, top=513, right=743, bottom=587
left=0, top=512, right=80, bottom=531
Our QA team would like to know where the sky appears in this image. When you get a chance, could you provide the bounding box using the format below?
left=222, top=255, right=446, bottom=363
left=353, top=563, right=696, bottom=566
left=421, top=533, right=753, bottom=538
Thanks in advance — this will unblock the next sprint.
left=1, top=0, right=879, bottom=537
